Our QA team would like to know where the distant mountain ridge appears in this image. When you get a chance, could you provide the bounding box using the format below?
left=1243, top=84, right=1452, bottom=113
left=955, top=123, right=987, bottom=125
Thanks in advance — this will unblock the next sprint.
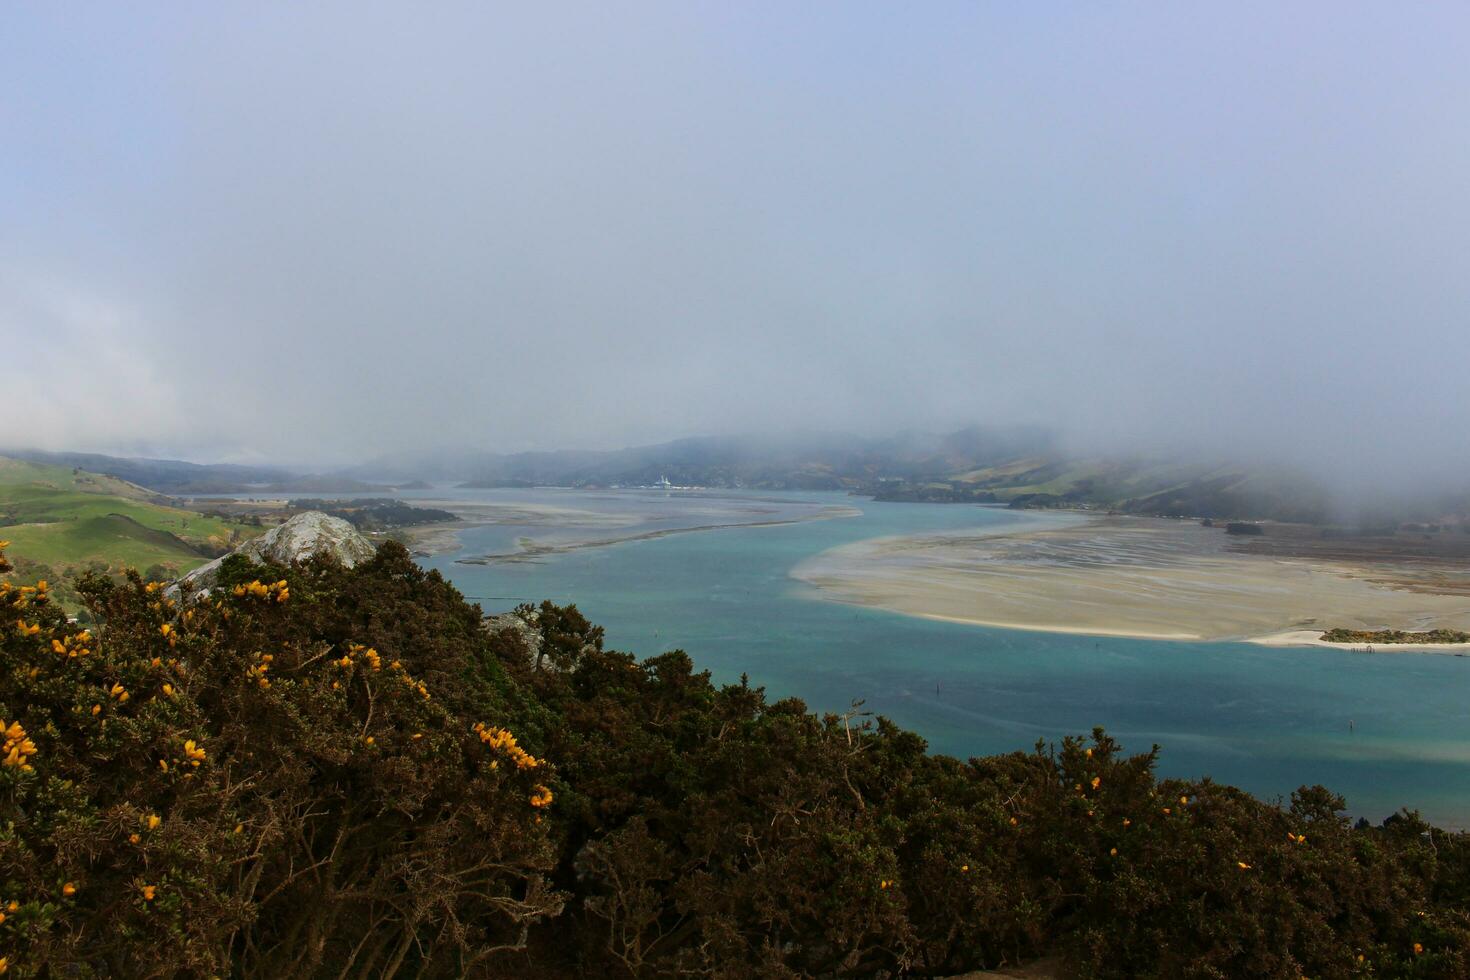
left=346, top=427, right=1059, bottom=491
left=13, top=430, right=1457, bottom=525
left=349, top=429, right=1340, bottom=522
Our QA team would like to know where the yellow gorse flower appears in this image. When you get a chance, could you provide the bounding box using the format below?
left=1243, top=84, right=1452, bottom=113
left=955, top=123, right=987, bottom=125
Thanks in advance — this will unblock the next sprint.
left=232, top=579, right=289, bottom=601
left=51, top=630, right=94, bottom=658
left=475, top=724, right=541, bottom=769
left=183, top=739, right=206, bottom=766
left=247, top=654, right=273, bottom=688
left=529, top=784, right=554, bottom=808
left=0, top=720, right=37, bottom=770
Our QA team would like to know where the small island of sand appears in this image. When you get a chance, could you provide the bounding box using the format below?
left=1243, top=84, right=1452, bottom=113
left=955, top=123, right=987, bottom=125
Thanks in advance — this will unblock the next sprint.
left=792, top=513, right=1470, bottom=650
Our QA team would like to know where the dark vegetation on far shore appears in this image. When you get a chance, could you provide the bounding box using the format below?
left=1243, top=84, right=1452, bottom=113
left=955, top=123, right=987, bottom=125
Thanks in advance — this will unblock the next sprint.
left=1320, top=628, right=1470, bottom=645
left=284, top=498, right=457, bottom=531
left=5, top=539, right=1470, bottom=978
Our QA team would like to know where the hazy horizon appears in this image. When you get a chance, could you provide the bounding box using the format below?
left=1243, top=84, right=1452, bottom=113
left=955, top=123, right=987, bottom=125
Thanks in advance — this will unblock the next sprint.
left=6, top=4, right=1470, bottom=494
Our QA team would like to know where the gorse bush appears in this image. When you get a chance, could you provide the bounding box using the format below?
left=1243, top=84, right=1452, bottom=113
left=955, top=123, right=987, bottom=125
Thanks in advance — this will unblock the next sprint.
left=0, top=541, right=559, bottom=977
left=2, top=538, right=1469, bottom=977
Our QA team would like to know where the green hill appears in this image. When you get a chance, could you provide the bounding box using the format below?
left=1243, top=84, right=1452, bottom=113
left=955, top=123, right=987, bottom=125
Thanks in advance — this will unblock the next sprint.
left=0, top=456, right=159, bottom=500
left=3, top=513, right=220, bottom=576
left=0, top=456, right=261, bottom=599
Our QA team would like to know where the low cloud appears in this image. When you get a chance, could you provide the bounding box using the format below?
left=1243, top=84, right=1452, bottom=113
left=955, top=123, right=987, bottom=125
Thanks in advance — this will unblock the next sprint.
left=4, top=3, right=1469, bottom=495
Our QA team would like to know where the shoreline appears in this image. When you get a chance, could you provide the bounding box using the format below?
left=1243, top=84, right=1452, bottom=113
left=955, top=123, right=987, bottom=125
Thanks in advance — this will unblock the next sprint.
left=394, top=520, right=469, bottom=556
left=867, top=605, right=1204, bottom=641
left=1249, top=629, right=1470, bottom=654
left=810, top=598, right=1470, bottom=651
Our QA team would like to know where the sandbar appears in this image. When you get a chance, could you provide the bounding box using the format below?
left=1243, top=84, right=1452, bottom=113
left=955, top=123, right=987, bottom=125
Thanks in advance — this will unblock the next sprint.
left=792, top=514, right=1470, bottom=649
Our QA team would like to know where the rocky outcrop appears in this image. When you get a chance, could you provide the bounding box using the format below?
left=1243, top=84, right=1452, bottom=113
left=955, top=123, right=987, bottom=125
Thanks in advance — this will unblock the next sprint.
left=481, top=608, right=545, bottom=665
left=176, top=511, right=377, bottom=593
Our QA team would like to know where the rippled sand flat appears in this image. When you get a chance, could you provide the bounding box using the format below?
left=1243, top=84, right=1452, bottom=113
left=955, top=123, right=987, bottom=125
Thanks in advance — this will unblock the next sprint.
left=792, top=515, right=1470, bottom=646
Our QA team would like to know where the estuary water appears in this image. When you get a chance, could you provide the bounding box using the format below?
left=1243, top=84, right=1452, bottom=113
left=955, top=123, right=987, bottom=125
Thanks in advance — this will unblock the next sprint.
left=405, top=487, right=1470, bottom=827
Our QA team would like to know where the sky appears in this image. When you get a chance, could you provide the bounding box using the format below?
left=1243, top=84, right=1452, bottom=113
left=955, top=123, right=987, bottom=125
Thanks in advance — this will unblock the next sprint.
left=4, top=3, right=1470, bottom=479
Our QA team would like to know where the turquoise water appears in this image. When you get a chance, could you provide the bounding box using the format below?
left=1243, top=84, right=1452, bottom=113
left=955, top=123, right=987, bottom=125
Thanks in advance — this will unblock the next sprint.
left=413, top=488, right=1470, bottom=827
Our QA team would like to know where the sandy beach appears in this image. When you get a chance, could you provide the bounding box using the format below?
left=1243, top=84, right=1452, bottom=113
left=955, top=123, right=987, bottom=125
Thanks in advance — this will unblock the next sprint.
left=792, top=514, right=1470, bottom=649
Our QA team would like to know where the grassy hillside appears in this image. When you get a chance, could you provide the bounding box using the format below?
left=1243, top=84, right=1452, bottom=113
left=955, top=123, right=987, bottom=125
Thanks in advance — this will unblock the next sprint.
left=0, top=448, right=298, bottom=493
left=0, top=456, right=158, bottom=500
left=3, top=513, right=222, bottom=576
left=0, top=456, right=261, bottom=606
